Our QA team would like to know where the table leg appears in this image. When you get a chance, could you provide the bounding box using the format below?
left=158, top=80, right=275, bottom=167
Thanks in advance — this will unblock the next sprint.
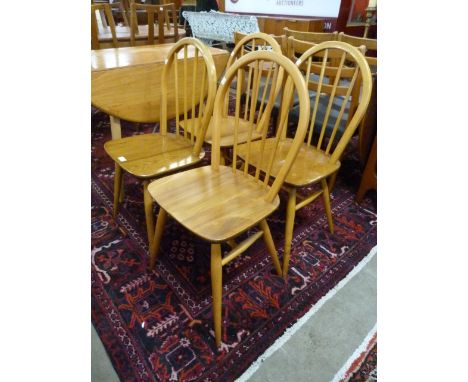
left=110, top=115, right=122, bottom=140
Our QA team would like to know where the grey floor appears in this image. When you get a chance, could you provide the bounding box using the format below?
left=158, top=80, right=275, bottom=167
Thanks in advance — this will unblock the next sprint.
left=92, top=254, right=377, bottom=382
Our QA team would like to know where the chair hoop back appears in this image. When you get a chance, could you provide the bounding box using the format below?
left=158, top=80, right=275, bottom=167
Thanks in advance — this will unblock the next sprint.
left=226, top=32, right=285, bottom=128
left=212, top=50, right=311, bottom=202
left=293, top=41, right=373, bottom=162
left=227, top=32, right=282, bottom=69
left=160, top=37, right=218, bottom=156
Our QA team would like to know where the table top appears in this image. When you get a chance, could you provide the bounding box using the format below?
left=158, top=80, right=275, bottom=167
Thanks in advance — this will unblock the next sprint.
left=91, top=43, right=229, bottom=123
left=91, top=43, right=228, bottom=71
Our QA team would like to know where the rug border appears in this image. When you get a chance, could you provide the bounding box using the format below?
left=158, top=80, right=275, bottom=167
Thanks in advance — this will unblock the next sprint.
left=331, top=323, right=377, bottom=382
left=235, top=245, right=377, bottom=382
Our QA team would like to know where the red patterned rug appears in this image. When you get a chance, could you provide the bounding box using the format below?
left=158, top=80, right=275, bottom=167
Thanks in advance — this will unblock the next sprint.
left=91, top=108, right=377, bottom=382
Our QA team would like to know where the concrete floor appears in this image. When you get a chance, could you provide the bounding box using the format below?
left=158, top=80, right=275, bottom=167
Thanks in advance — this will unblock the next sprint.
left=92, top=254, right=377, bottom=382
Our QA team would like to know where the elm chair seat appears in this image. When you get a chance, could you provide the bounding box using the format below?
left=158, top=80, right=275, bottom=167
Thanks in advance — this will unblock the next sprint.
left=238, top=138, right=341, bottom=187
left=148, top=165, right=279, bottom=242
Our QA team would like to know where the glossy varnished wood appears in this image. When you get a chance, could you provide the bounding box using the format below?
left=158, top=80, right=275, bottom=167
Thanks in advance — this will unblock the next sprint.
left=91, top=44, right=229, bottom=123
left=236, top=42, right=373, bottom=277
left=179, top=116, right=263, bottom=147
left=148, top=50, right=311, bottom=347
left=104, top=133, right=204, bottom=178
left=237, top=138, right=341, bottom=186
left=148, top=165, right=279, bottom=242
left=103, top=38, right=218, bottom=248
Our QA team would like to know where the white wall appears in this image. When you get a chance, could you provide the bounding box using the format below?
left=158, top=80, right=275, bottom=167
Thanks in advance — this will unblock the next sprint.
left=225, top=0, right=342, bottom=18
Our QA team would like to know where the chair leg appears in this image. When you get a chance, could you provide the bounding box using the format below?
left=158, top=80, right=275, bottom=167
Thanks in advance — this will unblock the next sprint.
left=113, top=164, right=122, bottom=218
left=259, top=220, right=282, bottom=277
left=148, top=207, right=167, bottom=270
left=321, top=179, right=334, bottom=234
left=211, top=243, right=223, bottom=348
left=356, top=136, right=377, bottom=204
left=143, top=180, right=155, bottom=248
left=283, top=187, right=296, bottom=278
left=119, top=172, right=125, bottom=203
left=328, top=171, right=338, bottom=193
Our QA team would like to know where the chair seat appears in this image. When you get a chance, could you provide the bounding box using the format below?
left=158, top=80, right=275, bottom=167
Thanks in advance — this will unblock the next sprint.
left=104, top=133, right=204, bottom=178
left=179, top=116, right=262, bottom=147
left=238, top=138, right=340, bottom=187
left=147, top=165, right=279, bottom=242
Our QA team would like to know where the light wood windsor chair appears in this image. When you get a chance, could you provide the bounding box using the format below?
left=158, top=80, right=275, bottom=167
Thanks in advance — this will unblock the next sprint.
left=285, top=36, right=367, bottom=192
left=338, top=32, right=377, bottom=192
left=130, top=2, right=181, bottom=46
left=91, top=3, right=119, bottom=49
left=179, top=32, right=283, bottom=162
left=104, top=37, right=218, bottom=247
left=147, top=50, right=311, bottom=348
left=237, top=41, right=373, bottom=277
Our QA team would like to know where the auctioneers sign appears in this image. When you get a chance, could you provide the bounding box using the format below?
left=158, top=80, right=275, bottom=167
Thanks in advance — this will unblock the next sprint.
left=225, top=0, right=342, bottom=18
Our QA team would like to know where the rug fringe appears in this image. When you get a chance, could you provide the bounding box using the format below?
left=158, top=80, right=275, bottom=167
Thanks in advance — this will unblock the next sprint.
left=235, top=245, right=377, bottom=382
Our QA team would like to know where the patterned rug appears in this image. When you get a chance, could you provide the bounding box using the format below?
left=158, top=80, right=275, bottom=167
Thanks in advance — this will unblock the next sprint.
left=91, top=108, right=377, bottom=382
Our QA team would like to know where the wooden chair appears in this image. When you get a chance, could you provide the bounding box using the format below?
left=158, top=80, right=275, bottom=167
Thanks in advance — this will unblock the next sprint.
left=284, top=27, right=338, bottom=44
left=91, top=3, right=118, bottom=49
left=338, top=32, right=377, bottom=185
left=286, top=36, right=367, bottom=192
left=147, top=50, right=310, bottom=348
left=179, top=32, right=283, bottom=157
left=237, top=41, right=373, bottom=277
left=104, top=38, right=218, bottom=246
left=130, top=2, right=181, bottom=45
left=338, top=32, right=377, bottom=70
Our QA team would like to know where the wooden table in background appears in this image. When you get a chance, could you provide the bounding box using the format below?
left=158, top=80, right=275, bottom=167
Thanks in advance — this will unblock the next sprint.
left=91, top=43, right=229, bottom=139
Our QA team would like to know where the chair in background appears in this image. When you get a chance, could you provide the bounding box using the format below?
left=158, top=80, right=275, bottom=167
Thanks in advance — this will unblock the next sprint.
left=130, top=2, right=182, bottom=46
left=179, top=32, right=283, bottom=162
left=104, top=38, right=218, bottom=246
left=338, top=32, right=377, bottom=190
left=110, top=1, right=130, bottom=27
left=284, top=27, right=338, bottom=44
left=338, top=32, right=377, bottom=70
left=91, top=3, right=118, bottom=49
left=147, top=50, right=311, bottom=348
left=286, top=37, right=367, bottom=190
left=237, top=41, right=373, bottom=277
